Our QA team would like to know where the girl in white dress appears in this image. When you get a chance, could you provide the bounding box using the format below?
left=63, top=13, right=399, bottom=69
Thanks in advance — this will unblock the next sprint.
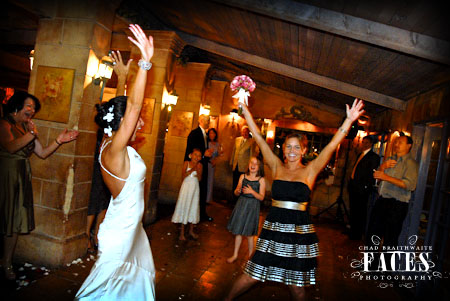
left=172, top=148, right=203, bottom=240
left=75, top=24, right=155, bottom=301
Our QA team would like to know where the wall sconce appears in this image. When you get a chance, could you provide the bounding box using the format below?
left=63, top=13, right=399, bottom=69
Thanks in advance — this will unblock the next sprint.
left=199, top=104, right=210, bottom=116
left=29, top=50, right=34, bottom=71
left=357, top=115, right=369, bottom=126
left=267, top=130, right=274, bottom=139
left=93, top=55, right=114, bottom=102
left=162, top=92, right=178, bottom=112
left=93, top=55, right=114, bottom=85
left=230, top=109, right=238, bottom=123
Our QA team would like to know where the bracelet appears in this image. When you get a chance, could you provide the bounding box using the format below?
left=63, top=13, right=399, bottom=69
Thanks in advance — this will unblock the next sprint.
left=55, top=139, right=62, bottom=145
left=338, top=127, right=348, bottom=134
left=138, top=59, right=152, bottom=71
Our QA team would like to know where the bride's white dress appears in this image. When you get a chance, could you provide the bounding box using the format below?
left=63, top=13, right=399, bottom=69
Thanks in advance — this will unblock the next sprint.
left=75, top=141, right=155, bottom=300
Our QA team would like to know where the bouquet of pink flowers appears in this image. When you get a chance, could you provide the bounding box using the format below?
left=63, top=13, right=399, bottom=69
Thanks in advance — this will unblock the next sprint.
left=230, top=75, right=256, bottom=114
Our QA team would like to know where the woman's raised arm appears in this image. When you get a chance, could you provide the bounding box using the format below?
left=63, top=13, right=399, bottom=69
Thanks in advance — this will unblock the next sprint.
left=109, top=24, right=153, bottom=154
left=307, top=99, right=364, bottom=182
left=240, top=103, right=281, bottom=173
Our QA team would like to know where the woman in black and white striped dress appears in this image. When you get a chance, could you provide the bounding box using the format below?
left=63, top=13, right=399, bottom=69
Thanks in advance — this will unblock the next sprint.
left=225, top=99, right=364, bottom=300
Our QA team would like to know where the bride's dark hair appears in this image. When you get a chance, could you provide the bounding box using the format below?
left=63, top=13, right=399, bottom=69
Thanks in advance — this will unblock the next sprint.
left=95, top=96, right=127, bottom=131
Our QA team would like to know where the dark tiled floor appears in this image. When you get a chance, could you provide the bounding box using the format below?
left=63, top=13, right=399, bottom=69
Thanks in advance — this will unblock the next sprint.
left=3, top=201, right=414, bottom=300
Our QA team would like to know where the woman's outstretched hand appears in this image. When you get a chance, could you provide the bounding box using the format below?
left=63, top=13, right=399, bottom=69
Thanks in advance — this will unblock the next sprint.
left=110, top=50, right=132, bottom=79
left=239, top=102, right=249, bottom=115
left=127, top=24, right=154, bottom=62
left=346, top=98, right=365, bottom=122
left=57, top=129, right=79, bottom=144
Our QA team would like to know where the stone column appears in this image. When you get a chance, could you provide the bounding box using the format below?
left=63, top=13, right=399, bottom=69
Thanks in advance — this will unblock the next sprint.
left=158, top=63, right=211, bottom=203
left=16, top=1, right=118, bottom=267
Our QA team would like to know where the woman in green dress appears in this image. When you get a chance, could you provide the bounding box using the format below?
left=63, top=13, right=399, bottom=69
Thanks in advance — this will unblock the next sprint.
left=0, top=90, right=78, bottom=280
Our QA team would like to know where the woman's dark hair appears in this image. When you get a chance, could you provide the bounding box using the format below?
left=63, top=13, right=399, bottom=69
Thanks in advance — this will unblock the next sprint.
left=246, top=156, right=265, bottom=177
left=207, top=128, right=218, bottom=142
left=4, top=90, right=41, bottom=114
left=94, top=96, right=127, bottom=131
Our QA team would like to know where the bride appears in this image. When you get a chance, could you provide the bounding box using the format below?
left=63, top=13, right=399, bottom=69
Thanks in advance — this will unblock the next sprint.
left=75, top=24, right=155, bottom=300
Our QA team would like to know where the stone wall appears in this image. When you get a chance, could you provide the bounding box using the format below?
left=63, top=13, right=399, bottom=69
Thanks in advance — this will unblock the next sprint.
left=17, top=1, right=118, bottom=267
left=158, top=63, right=211, bottom=203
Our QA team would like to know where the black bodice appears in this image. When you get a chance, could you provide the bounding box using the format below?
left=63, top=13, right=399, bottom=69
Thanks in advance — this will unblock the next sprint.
left=271, top=180, right=311, bottom=203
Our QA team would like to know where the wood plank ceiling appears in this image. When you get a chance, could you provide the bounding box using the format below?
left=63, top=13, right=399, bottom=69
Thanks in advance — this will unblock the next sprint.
left=114, top=0, right=450, bottom=117
left=2, top=0, right=450, bottom=119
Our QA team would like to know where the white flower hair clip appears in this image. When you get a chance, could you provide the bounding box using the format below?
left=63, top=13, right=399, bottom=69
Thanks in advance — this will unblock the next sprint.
left=108, top=105, right=114, bottom=113
left=103, top=112, right=114, bottom=123
left=104, top=126, right=113, bottom=137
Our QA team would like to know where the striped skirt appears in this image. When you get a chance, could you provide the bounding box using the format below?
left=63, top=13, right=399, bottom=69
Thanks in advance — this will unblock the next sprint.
left=244, top=207, right=319, bottom=286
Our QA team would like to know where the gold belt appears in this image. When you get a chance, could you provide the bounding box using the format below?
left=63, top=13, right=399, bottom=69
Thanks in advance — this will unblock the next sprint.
left=271, top=199, right=308, bottom=211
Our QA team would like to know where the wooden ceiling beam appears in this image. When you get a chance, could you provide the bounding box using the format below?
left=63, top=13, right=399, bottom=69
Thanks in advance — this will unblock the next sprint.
left=213, top=0, right=450, bottom=66
left=178, top=32, right=406, bottom=111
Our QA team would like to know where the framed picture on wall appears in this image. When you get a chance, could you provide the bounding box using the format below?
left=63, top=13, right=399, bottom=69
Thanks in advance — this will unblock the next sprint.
left=33, top=66, right=75, bottom=123
left=169, top=111, right=194, bottom=137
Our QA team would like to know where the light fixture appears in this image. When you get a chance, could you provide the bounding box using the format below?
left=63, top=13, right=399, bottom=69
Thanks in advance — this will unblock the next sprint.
left=266, top=130, right=274, bottom=139
left=199, top=104, right=210, bottom=116
left=93, top=54, right=114, bottom=101
left=93, top=55, right=114, bottom=85
left=29, top=50, right=34, bottom=70
left=358, top=114, right=370, bottom=125
left=162, top=90, right=178, bottom=111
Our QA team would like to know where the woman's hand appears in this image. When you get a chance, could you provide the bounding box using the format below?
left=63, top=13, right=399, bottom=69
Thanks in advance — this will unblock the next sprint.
left=110, top=50, right=132, bottom=79
left=239, top=102, right=249, bottom=115
left=27, top=120, right=38, bottom=135
left=57, top=129, right=79, bottom=144
left=128, top=24, right=154, bottom=62
left=346, top=98, right=365, bottom=122
left=242, top=184, right=254, bottom=195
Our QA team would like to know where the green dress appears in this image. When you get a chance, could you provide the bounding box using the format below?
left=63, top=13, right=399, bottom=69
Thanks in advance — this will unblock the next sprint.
left=0, top=116, right=35, bottom=235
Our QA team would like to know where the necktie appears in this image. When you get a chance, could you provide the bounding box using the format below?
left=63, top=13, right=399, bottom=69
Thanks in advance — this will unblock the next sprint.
left=351, top=152, right=364, bottom=179
left=240, top=138, right=246, bottom=149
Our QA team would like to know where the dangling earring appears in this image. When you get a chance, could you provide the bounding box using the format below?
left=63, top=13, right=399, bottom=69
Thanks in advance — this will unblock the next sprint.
left=14, top=109, right=17, bottom=116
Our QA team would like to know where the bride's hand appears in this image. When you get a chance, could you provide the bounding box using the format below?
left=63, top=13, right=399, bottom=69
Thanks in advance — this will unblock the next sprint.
left=346, top=98, right=365, bottom=122
left=127, top=24, right=154, bottom=62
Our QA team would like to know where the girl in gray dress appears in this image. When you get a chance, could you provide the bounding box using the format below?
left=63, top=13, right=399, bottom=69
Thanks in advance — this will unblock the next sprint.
left=227, top=157, right=266, bottom=263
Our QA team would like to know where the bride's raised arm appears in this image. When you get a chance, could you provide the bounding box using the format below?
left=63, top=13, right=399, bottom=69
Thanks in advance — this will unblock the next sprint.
left=307, top=98, right=364, bottom=182
left=110, top=24, right=154, bottom=153
left=240, top=103, right=282, bottom=173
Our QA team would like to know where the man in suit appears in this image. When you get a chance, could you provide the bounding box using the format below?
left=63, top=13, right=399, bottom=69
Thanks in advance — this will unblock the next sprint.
left=229, top=126, right=258, bottom=204
left=184, top=114, right=213, bottom=222
left=347, top=136, right=380, bottom=240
